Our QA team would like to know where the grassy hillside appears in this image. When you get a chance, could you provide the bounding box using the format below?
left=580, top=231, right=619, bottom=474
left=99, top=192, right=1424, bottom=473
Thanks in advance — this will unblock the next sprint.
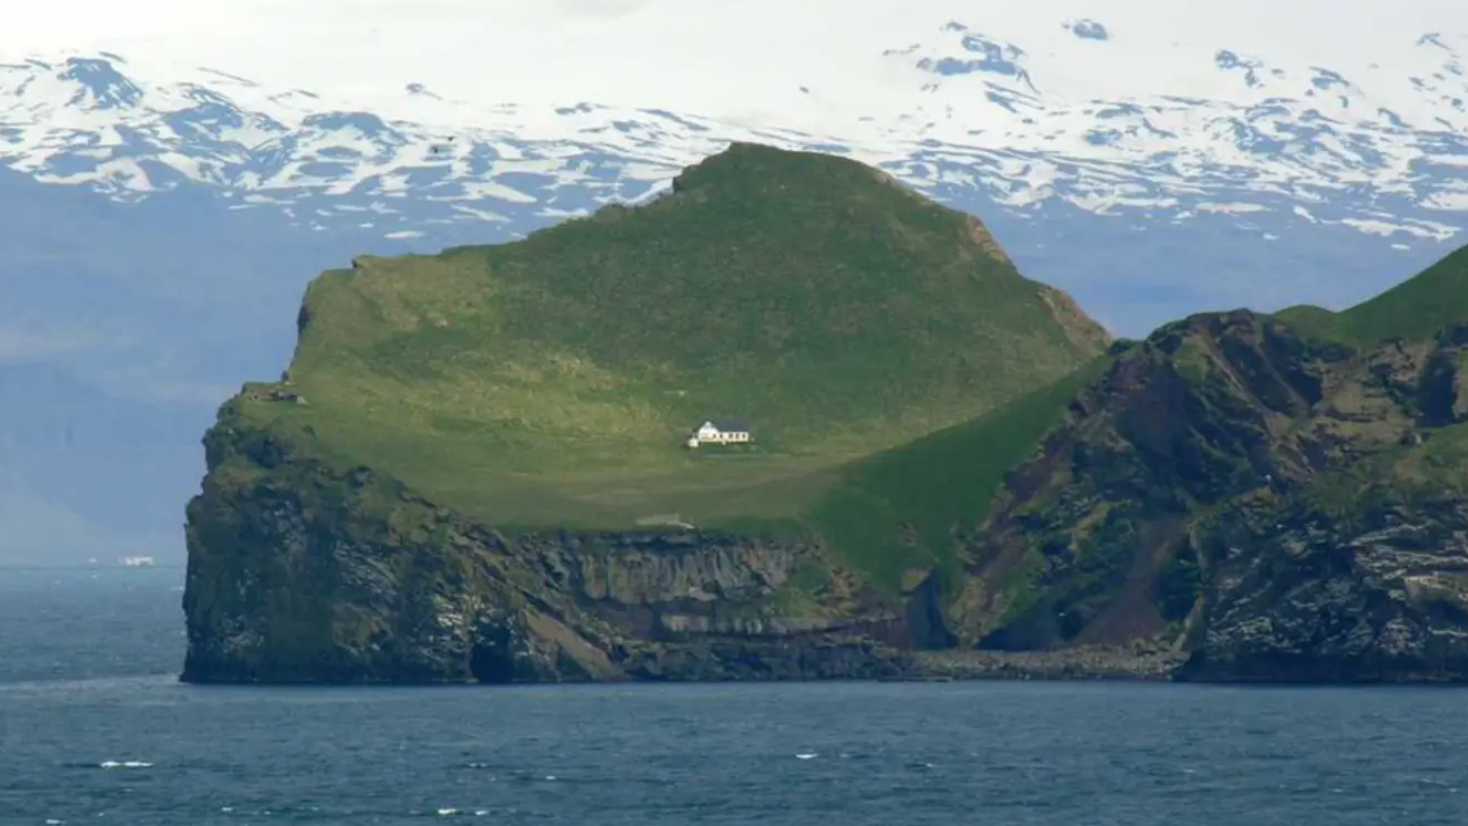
left=234, top=143, right=1108, bottom=535
left=807, top=357, right=1113, bottom=589
left=1274, top=244, right=1468, bottom=345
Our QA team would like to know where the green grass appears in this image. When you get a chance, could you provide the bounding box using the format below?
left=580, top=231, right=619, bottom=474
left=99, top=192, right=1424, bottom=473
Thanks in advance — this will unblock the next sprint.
left=1270, top=304, right=1344, bottom=343
left=804, top=356, right=1113, bottom=592
left=1340, top=245, right=1468, bottom=342
left=1274, top=244, right=1468, bottom=346
left=238, top=143, right=1108, bottom=544
left=1294, top=421, right=1468, bottom=535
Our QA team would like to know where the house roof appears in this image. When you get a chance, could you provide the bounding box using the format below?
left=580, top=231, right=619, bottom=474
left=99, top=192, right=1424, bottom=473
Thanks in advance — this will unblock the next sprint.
left=700, top=417, right=752, bottom=432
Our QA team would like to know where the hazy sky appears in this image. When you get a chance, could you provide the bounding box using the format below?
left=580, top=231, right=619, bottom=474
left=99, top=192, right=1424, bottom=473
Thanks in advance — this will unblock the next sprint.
left=6, top=0, right=1465, bottom=121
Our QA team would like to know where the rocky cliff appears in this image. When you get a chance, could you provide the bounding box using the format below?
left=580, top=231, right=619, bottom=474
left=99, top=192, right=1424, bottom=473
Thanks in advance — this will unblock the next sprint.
left=950, top=311, right=1468, bottom=682
left=183, top=306, right=1468, bottom=684
left=183, top=416, right=921, bottom=683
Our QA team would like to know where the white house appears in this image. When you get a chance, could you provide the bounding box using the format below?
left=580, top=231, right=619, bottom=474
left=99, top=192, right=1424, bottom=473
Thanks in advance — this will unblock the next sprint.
left=686, top=418, right=753, bottom=448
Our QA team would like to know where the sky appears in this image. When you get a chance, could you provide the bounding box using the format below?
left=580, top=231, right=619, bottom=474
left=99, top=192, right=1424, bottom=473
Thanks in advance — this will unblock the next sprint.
left=5, top=0, right=1466, bottom=128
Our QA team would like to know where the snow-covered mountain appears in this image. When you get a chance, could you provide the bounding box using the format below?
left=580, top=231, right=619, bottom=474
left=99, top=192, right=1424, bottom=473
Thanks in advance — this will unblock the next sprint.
left=6, top=5, right=1468, bottom=239
left=6, top=1, right=1468, bottom=302
left=2, top=0, right=1467, bottom=563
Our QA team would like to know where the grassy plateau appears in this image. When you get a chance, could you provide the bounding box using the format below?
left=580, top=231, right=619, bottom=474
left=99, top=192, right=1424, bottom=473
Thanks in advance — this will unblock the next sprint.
left=231, top=144, right=1109, bottom=562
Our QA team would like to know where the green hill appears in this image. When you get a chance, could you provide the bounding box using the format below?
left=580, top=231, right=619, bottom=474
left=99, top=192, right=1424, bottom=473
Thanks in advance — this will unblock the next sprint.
left=1338, top=243, right=1468, bottom=341
left=233, top=143, right=1109, bottom=534
left=1274, top=243, right=1468, bottom=345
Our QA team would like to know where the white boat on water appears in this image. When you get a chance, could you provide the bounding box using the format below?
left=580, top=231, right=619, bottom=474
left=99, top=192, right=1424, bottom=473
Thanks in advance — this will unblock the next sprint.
left=118, top=556, right=156, bottom=568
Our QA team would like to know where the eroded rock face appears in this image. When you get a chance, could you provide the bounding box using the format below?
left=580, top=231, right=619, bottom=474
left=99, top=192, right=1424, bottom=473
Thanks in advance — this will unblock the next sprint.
left=181, top=459, right=544, bottom=684
left=1179, top=500, right=1468, bottom=682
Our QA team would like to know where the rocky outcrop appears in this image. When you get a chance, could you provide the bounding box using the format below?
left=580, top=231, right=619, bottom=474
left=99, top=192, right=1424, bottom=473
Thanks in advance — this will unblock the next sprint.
left=1178, top=495, right=1468, bottom=682
left=182, top=313, right=1468, bottom=684
left=944, top=313, right=1468, bottom=682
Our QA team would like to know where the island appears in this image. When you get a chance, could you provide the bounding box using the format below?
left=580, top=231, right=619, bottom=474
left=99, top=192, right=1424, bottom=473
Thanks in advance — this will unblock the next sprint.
left=181, top=143, right=1468, bottom=684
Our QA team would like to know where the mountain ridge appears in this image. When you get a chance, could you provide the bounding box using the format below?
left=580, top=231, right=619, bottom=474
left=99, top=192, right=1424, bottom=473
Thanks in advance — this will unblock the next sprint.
left=4, top=39, right=1465, bottom=238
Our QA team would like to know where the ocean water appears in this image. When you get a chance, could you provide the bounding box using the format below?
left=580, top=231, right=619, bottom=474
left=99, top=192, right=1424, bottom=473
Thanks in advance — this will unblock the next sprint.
left=2, top=567, right=1465, bottom=825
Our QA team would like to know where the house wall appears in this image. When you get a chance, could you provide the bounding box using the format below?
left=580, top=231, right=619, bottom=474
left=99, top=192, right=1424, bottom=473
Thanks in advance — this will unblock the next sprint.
left=693, top=429, right=750, bottom=444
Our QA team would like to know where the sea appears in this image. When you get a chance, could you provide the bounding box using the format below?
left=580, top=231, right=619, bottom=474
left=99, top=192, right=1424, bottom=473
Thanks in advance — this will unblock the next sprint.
left=1, top=567, right=1465, bottom=825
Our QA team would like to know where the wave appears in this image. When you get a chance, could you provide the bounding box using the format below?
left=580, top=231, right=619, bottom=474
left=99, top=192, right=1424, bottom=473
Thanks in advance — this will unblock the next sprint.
left=0, top=673, right=177, bottom=693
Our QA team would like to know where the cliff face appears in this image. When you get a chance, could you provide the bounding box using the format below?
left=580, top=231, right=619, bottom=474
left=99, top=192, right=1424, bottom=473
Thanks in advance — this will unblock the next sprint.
left=1181, top=498, right=1468, bottom=682
left=183, top=421, right=919, bottom=683
left=182, top=312, right=1468, bottom=684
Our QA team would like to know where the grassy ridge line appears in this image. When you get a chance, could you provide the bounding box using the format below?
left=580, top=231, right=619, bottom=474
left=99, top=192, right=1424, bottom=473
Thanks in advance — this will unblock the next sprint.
left=1274, top=245, right=1468, bottom=345
left=1338, top=245, right=1468, bottom=343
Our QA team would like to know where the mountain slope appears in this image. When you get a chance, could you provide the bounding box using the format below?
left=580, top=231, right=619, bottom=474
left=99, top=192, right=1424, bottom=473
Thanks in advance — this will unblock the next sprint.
left=4, top=0, right=1468, bottom=285
left=1335, top=244, right=1468, bottom=342
left=228, top=144, right=1106, bottom=535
